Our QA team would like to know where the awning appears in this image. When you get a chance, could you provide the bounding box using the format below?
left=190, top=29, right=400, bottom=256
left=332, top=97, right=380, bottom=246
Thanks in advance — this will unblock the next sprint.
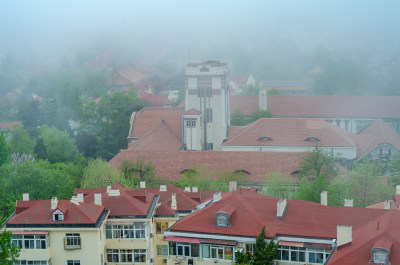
left=165, top=237, right=201, bottom=243
left=200, top=239, right=237, bottom=246
left=10, top=231, right=49, bottom=235
left=279, top=241, right=304, bottom=247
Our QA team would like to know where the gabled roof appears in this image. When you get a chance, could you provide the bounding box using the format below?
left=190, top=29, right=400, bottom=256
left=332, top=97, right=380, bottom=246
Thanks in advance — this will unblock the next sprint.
left=115, top=65, right=146, bottom=84
left=6, top=200, right=105, bottom=226
left=110, top=150, right=304, bottom=182
left=140, top=92, right=173, bottom=106
left=128, top=119, right=184, bottom=151
left=130, top=107, right=185, bottom=139
left=230, top=95, right=400, bottom=118
left=224, top=118, right=356, bottom=147
left=75, top=183, right=157, bottom=218
left=355, top=119, right=400, bottom=160
left=169, top=189, right=387, bottom=239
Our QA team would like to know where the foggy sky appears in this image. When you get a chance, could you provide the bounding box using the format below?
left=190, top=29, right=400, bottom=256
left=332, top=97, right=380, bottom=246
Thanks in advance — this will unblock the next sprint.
left=1, top=0, right=400, bottom=64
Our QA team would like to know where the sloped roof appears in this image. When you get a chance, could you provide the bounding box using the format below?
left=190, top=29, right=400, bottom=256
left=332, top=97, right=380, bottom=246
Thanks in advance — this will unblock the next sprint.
left=140, top=92, right=173, bottom=106
left=230, top=95, right=400, bottom=118
left=128, top=119, right=184, bottom=151
left=116, top=65, right=147, bottom=84
left=6, top=200, right=105, bottom=226
left=169, top=189, right=387, bottom=240
left=110, top=150, right=304, bottom=182
left=224, top=118, right=356, bottom=147
left=130, top=107, right=185, bottom=139
left=355, top=119, right=400, bottom=160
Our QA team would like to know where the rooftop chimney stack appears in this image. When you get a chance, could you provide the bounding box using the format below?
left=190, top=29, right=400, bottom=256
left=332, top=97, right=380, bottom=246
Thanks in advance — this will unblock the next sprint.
left=384, top=200, right=391, bottom=210
left=22, top=193, right=29, bottom=201
left=107, top=185, right=111, bottom=192
left=276, top=198, right=287, bottom=218
left=140, top=181, right=146, bottom=189
left=160, top=185, right=167, bottom=192
left=51, top=197, right=58, bottom=210
left=77, top=193, right=84, bottom=203
left=344, top=199, right=353, bottom=207
left=94, top=193, right=102, bottom=206
left=171, top=193, right=177, bottom=210
left=229, top=181, right=237, bottom=192
left=184, top=187, right=191, bottom=192
left=396, top=185, right=400, bottom=194
left=259, top=89, right=267, bottom=111
left=337, top=225, right=352, bottom=247
left=321, top=191, right=328, bottom=206
left=213, top=192, right=222, bottom=203
left=192, top=187, right=198, bottom=192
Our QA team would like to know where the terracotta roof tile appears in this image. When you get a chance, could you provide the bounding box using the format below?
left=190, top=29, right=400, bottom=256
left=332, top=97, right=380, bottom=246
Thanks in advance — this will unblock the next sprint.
left=140, top=92, right=173, bottom=106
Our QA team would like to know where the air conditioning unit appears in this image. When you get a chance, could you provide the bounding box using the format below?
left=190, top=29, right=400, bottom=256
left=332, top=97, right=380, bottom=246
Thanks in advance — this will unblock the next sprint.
left=188, top=259, right=194, bottom=265
left=163, top=258, right=167, bottom=263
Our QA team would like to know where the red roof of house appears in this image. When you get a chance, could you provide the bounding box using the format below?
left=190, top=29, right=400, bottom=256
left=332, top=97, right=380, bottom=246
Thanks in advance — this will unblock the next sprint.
left=230, top=95, right=400, bottom=117
left=140, top=92, right=173, bottom=106
left=170, top=189, right=387, bottom=239
left=130, top=107, right=185, bottom=139
left=230, top=75, right=249, bottom=86
left=110, top=150, right=304, bottom=182
left=0, top=121, right=22, bottom=131
left=74, top=183, right=156, bottom=217
left=355, top=119, right=400, bottom=160
left=6, top=200, right=105, bottom=225
left=115, top=65, right=147, bottom=84
left=224, top=118, right=356, bottom=147
left=128, top=119, right=184, bottom=151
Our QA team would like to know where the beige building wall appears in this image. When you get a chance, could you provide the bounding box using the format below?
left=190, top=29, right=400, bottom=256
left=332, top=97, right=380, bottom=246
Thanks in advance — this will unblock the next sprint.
left=153, top=217, right=179, bottom=265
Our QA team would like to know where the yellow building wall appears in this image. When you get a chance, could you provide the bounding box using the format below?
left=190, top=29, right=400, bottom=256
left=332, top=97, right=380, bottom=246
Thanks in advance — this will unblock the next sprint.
left=153, top=217, right=179, bottom=265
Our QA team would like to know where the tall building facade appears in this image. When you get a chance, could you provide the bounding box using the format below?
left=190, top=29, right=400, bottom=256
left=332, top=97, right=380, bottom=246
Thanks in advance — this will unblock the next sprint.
left=184, top=61, right=230, bottom=151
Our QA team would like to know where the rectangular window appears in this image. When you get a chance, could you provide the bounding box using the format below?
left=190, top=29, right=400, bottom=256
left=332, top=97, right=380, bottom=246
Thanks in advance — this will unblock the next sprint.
left=201, top=245, right=210, bottom=258
left=156, top=222, right=168, bottom=233
left=12, top=235, right=48, bottom=249
left=186, top=120, right=196, bottom=128
left=344, top=120, right=349, bottom=130
left=13, top=261, right=50, bottom=265
left=106, top=249, right=147, bottom=263
left=65, top=233, right=81, bottom=246
left=67, top=261, right=81, bottom=265
left=211, top=245, right=224, bottom=259
left=206, top=108, right=213, bottom=123
left=157, top=245, right=168, bottom=256
left=336, top=120, right=341, bottom=127
left=105, top=223, right=146, bottom=239
left=245, top=244, right=254, bottom=256
left=206, top=143, right=213, bottom=150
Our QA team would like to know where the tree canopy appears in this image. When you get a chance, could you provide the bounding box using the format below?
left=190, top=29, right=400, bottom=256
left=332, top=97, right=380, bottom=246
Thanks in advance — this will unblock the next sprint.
left=0, top=231, right=20, bottom=264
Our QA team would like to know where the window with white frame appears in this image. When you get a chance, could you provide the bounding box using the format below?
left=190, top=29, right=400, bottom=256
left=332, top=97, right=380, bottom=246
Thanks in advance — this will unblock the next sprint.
left=66, top=261, right=80, bottom=265
left=157, top=245, right=168, bottom=256
left=106, top=249, right=147, bottom=263
left=52, top=209, right=64, bottom=221
left=65, top=233, right=81, bottom=246
left=276, top=246, right=329, bottom=264
left=186, top=120, right=196, bottom=128
left=169, top=242, right=233, bottom=260
left=13, top=261, right=50, bottom=265
left=12, top=235, right=48, bottom=249
left=106, top=222, right=146, bottom=239
left=245, top=244, right=254, bottom=256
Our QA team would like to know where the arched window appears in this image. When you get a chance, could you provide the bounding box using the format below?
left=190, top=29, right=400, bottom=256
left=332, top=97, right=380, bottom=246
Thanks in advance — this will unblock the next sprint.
left=257, top=137, right=273, bottom=141
left=305, top=137, right=320, bottom=142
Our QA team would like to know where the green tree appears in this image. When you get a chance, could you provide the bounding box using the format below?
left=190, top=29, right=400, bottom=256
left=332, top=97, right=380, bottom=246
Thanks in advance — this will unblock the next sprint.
left=0, top=230, right=20, bottom=264
left=119, top=158, right=157, bottom=187
left=348, top=160, right=392, bottom=207
left=7, top=125, right=36, bottom=155
left=241, top=84, right=259, bottom=95
left=81, top=158, right=122, bottom=188
left=264, top=172, right=297, bottom=200
left=38, top=126, right=81, bottom=163
left=251, top=109, right=273, bottom=121
left=0, top=132, right=10, bottom=167
left=231, top=110, right=248, bottom=126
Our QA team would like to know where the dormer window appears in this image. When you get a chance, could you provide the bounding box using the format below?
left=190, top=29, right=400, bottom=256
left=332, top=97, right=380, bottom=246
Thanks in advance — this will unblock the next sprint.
left=258, top=137, right=273, bottom=141
left=214, top=211, right=233, bottom=227
left=53, top=209, right=64, bottom=221
left=305, top=137, right=320, bottom=142
left=217, top=215, right=227, bottom=226
left=370, top=247, right=391, bottom=264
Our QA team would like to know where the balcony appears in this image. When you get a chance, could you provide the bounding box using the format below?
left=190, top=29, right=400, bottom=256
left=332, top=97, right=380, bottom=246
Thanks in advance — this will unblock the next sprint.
left=64, top=236, right=81, bottom=250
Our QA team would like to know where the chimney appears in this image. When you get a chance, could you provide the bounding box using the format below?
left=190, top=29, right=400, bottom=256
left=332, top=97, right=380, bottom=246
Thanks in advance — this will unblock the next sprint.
left=213, top=192, right=222, bottom=203
left=160, top=185, right=167, bottom=192
left=229, top=181, right=237, bottom=192
left=94, top=193, right=102, bottom=206
left=107, top=189, right=120, bottom=196
left=384, top=200, right=391, bottom=210
left=337, top=225, right=352, bottom=247
left=107, top=185, right=111, bottom=192
left=396, top=185, right=400, bottom=194
left=171, top=193, right=177, bottom=210
left=259, top=89, right=267, bottom=111
left=140, top=181, right=146, bottom=189
left=321, top=191, right=328, bottom=206
left=344, top=199, right=353, bottom=207
left=22, top=193, right=29, bottom=201
left=51, top=197, right=58, bottom=210
left=77, top=193, right=84, bottom=203
left=277, top=198, right=287, bottom=218
left=184, top=187, right=191, bottom=192
left=192, top=187, right=198, bottom=192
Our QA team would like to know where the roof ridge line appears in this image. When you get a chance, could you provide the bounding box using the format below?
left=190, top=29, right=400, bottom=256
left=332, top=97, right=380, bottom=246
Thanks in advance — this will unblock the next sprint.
left=71, top=201, right=97, bottom=223
left=226, top=119, right=262, bottom=143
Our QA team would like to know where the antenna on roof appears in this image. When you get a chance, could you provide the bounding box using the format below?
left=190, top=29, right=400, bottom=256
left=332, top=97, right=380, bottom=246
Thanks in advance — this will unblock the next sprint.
left=377, top=221, right=380, bottom=230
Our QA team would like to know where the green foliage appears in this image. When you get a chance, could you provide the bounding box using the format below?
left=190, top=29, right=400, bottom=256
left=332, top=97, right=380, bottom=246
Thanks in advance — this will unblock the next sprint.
left=38, top=126, right=81, bottom=163
left=241, top=84, right=259, bottom=95
left=231, top=110, right=248, bottom=126
left=0, top=132, right=10, bottom=167
left=297, top=146, right=338, bottom=181
left=7, top=125, right=36, bottom=155
left=81, top=158, right=122, bottom=188
left=0, top=230, right=20, bottom=264
left=267, top=88, right=280, bottom=95
left=264, top=172, right=297, bottom=200
left=251, top=109, right=273, bottom=121
left=253, top=227, right=279, bottom=265
left=348, top=160, right=392, bottom=207
left=390, top=154, right=400, bottom=179
left=79, top=92, right=144, bottom=160
left=235, top=251, right=251, bottom=265
left=119, top=158, right=157, bottom=188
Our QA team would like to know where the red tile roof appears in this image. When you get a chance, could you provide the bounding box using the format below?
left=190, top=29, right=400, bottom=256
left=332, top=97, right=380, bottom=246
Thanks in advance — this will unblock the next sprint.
left=110, top=150, right=304, bottom=182
left=6, top=200, right=105, bottom=225
left=115, top=65, right=147, bottom=84
left=130, top=107, right=185, bottom=139
left=355, top=119, right=400, bottom=160
left=224, top=118, right=356, bottom=147
left=128, top=119, right=184, bottom=151
left=230, top=95, right=400, bottom=117
left=140, top=92, right=173, bottom=106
